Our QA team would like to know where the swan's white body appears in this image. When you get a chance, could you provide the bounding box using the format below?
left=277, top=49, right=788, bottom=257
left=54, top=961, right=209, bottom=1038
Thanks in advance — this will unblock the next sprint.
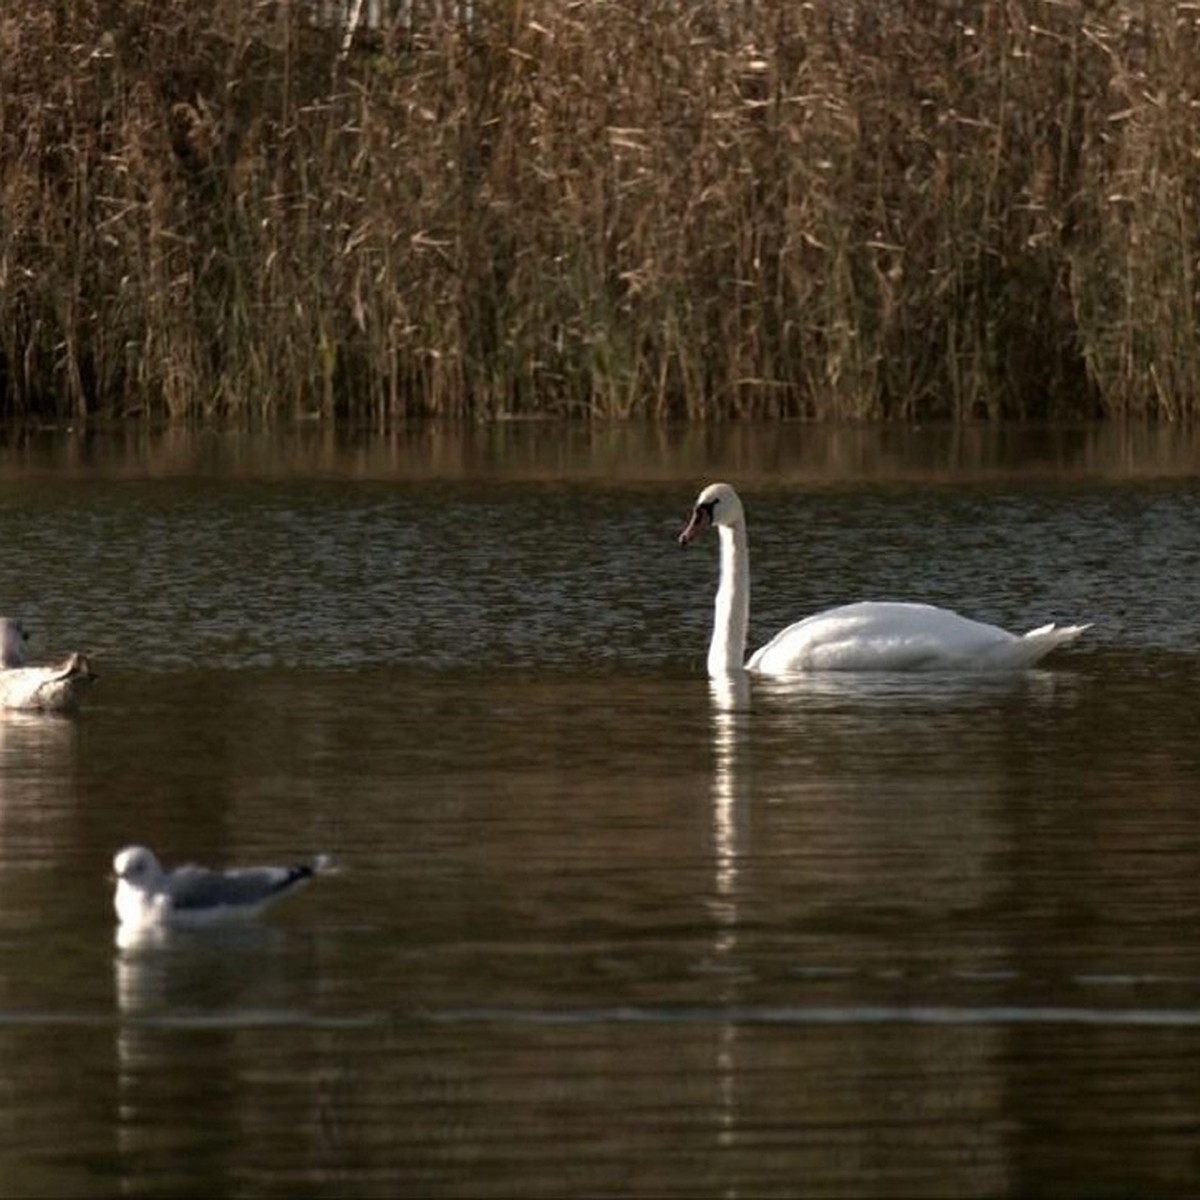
left=112, top=845, right=332, bottom=931
left=0, top=617, right=95, bottom=712
left=679, top=483, right=1089, bottom=678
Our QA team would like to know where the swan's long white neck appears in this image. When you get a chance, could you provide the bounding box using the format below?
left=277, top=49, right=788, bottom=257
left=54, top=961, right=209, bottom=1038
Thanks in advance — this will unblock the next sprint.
left=709, top=519, right=750, bottom=677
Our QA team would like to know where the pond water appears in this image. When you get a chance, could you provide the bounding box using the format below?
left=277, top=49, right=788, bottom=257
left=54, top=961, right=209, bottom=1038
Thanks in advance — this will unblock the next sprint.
left=1, top=422, right=1199, bottom=1197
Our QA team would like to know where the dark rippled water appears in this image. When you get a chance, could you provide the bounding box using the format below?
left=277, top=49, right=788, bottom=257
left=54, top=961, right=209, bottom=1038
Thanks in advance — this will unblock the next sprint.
left=1, top=424, right=1199, bottom=1197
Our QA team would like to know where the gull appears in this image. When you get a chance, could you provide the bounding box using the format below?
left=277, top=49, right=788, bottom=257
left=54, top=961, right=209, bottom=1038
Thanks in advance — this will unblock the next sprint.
left=0, top=616, right=96, bottom=712
left=112, top=845, right=334, bottom=930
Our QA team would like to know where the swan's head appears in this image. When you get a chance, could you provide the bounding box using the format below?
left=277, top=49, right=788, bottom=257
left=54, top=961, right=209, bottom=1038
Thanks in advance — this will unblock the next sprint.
left=678, top=482, right=744, bottom=545
left=0, top=617, right=30, bottom=668
left=113, top=846, right=164, bottom=888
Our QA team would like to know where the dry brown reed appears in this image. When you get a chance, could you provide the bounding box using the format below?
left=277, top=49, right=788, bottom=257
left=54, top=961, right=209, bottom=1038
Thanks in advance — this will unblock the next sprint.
left=2, top=1, right=1199, bottom=421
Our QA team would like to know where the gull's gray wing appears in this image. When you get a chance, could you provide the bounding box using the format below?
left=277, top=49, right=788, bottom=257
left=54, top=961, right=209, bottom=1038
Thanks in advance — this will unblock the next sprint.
left=166, top=862, right=316, bottom=911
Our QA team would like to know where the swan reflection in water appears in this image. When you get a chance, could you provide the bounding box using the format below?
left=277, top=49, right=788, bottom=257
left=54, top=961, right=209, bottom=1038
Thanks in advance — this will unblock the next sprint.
left=749, top=664, right=1071, bottom=711
left=700, top=667, right=1094, bottom=1190
left=707, top=672, right=751, bottom=1149
left=708, top=673, right=751, bottom=961
left=700, top=664, right=1081, bottom=1183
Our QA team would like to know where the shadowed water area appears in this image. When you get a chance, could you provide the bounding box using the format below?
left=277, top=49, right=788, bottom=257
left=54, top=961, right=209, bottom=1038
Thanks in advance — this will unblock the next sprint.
left=1, top=422, right=1199, bottom=1197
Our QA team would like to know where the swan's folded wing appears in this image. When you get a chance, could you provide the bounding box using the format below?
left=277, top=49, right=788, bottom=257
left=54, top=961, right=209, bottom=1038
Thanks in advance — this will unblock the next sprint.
left=747, top=602, right=1085, bottom=674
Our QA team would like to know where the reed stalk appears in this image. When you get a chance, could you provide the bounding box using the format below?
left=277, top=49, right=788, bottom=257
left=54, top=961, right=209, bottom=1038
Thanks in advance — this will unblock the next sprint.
left=1, top=1, right=1198, bottom=421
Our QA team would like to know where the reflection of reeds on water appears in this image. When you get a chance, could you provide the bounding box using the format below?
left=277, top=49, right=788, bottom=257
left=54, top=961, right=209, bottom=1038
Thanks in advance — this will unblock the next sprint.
left=6, top=423, right=1200, bottom=485
left=3, top=3, right=1200, bottom=421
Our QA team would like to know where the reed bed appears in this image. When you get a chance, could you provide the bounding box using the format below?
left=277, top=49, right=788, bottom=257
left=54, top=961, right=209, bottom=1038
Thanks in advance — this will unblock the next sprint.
left=2, top=1, right=1199, bottom=421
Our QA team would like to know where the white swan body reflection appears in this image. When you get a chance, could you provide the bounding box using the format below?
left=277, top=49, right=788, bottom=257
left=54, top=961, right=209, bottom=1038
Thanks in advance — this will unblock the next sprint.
left=679, top=482, right=1089, bottom=679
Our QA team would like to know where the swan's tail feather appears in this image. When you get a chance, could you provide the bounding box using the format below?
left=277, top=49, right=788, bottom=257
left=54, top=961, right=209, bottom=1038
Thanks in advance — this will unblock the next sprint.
left=996, top=622, right=1091, bottom=668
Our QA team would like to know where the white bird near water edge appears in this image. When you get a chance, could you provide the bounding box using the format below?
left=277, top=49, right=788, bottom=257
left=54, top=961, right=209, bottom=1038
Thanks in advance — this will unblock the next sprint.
left=112, top=845, right=334, bottom=931
left=678, top=482, right=1090, bottom=678
left=0, top=616, right=95, bottom=712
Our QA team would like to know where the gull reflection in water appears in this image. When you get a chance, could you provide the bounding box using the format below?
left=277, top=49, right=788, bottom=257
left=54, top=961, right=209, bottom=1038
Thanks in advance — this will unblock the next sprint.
left=113, top=919, right=291, bottom=1186
left=0, top=708, right=80, bottom=804
left=0, top=711, right=82, bottom=932
left=114, top=920, right=288, bottom=1013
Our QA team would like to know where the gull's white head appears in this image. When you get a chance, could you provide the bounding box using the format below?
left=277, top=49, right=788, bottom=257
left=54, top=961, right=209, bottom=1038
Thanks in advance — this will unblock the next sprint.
left=678, top=482, right=745, bottom=544
left=0, top=617, right=30, bottom=668
left=113, top=846, right=163, bottom=890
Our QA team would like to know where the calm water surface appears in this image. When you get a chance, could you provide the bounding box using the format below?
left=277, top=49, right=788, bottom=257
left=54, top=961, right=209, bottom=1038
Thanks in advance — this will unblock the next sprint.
left=1, top=424, right=1199, bottom=1197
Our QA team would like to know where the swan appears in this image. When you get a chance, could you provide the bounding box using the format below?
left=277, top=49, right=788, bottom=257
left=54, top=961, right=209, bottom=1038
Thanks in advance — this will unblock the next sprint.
left=0, top=616, right=96, bottom=712
left=678, top=482, right=1089, bottom=677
